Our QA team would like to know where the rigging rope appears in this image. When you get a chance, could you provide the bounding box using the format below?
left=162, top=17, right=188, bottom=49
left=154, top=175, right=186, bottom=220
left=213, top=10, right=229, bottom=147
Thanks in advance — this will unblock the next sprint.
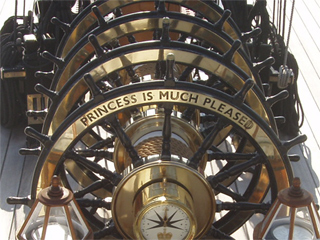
left=283, top=0, right=295, bottom=66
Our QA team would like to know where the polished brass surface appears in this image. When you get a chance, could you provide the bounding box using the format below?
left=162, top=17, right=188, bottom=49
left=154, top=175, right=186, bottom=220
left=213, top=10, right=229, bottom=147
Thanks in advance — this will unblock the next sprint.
left=64, top=159, right=113, bottom=197
left=48, top=48, right=270, bottom=135
left=61, top=0, right=240, bottom=58
left=1, top=70, right=26, bottom=78
left=55, top=17, right=251, bottom=91
left=113, top=113, right=207, bottom=173
left=8, top=0, right=297, bottom=237
left=111, top=161, right=215, bottom=239
left=38, top=87, right=290, bottom=207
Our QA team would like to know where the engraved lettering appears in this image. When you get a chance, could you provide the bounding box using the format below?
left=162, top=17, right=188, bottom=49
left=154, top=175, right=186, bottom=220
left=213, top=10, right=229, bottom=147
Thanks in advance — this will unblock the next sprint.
left=233, top=112, right=241, bottom=121
left=97, top=105, right=108, bottom=115
left=87, top=113, right=96, bottom=122
left=116, top=98, right=123, bottom=107
left=160, top=91, right=169, bottom=100
left=239, top=115, right=248, bottom=125
left=108, top=101, right=117, bottom=110
left=170, top=91, right=179, bottom=100
left=218, top=103, right=226, bottom=113
left=80, top=117, right=88, bottom=126
left=224, top=108, right=233, bottom=118
left=123, top=96, right=130, bottom=105
left=210, top=100, right=217, bottom=110
left=203, top=97, right=211, bottom=105
left=131, top=94, right=137, bottom=103
left=143, top=92, right=152, bottom=101
left=146, top=92, right=153, bottom=101
left=77, top=91, right=255, bottom=131
left=244, top=120, right=254, bottom=129
left=180, top=92, right=188, bottom=101
left=93, top=109, right=100, bottom=118
left=189, top=93, right=198, bottom=103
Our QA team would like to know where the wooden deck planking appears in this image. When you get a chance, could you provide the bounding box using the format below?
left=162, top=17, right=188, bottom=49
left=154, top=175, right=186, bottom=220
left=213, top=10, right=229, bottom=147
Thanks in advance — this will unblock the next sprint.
left=7, top=153, right=37, bottom=240
left=288, top=73, right=320, bottom=201
left=0, top=127, right=12, bottom=170
left=294, top=0, right=320, bottom=51
left=0, top=125, right=28, bottom=240
left=291, top=0, right=320, bottom=103
left=267, top=0, right=320, bottom=199
left=288, top=0, right=320, bottom=200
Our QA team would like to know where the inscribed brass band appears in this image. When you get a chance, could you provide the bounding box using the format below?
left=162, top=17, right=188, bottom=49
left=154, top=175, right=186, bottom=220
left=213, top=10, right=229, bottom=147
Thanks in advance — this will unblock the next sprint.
left=37, top=87, right=289, bottom=196
left=78, top=90, right=256, bottom=131
left=46, top=47, right=271, bottom=136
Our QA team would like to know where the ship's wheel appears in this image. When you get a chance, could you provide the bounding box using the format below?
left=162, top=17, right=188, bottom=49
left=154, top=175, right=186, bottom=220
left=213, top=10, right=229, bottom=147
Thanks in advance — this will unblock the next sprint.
left=27, top=75, right=298, bottom=238
left=16, top=0, right=307, bottom=239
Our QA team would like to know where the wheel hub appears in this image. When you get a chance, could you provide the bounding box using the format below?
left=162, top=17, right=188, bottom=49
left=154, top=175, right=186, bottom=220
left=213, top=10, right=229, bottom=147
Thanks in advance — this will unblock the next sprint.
left=112, top=161, right=216, bottom=239
left=113, top=110, right=207, bottom=173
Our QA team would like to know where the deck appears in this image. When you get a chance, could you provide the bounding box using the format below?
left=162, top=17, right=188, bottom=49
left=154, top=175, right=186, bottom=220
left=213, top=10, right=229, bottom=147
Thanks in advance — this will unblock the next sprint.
left=1, top=0, right=320, bottom=239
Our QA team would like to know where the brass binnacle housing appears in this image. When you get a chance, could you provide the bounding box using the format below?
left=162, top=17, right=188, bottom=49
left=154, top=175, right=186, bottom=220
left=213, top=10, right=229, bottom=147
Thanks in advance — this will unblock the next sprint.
left=111, top=161, right=216, bottom=239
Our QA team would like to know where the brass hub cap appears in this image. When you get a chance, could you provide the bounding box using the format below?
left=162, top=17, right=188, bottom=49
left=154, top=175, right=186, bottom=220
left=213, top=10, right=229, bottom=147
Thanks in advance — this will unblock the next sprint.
left=111, top=161, right=215, bottom=239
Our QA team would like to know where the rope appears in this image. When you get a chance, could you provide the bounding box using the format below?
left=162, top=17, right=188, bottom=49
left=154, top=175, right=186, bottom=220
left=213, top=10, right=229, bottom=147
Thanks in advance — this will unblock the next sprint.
left=273, top=0, right=276, bottom=23
left=135, top=136, right=194, bottom=159
left=283, top=0, right=295, bottom=66
left=282, top=0, right=287, bottom=37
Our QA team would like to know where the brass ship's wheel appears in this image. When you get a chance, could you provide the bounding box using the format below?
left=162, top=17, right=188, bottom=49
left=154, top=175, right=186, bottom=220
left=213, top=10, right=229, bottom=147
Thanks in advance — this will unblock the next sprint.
left=17, top=1, right=307, bottom=239
left=55, top=0, right=243, bottom=60
left=40, top=0, right=271, bottom=136
left=28, top=75, right=297, bottom=238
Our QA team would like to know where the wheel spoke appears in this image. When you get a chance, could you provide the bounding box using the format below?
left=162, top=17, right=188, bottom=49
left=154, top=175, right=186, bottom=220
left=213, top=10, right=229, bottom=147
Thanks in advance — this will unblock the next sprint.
left=75, top=149, right=113, bottom=160
left=188, top=118, right=226, bottom=169
left=74, top=179, right=113, bottom=198
left=108, top=116, right=142, bottom=167
left=76, top=198, right=111, bottom=210
left=81, top=208, right=106, bottom=229
left=66, top=151, right=122, bottom=185
left=216, top=202, right=270, bottom=213
left=94, top=221, right=121, bottom=239
left=205, top=226, right=235, bottom=240
left=182, top=107, right=196, bottom=122
left=208, top=152, right=256, bottom=162
left=207, top=154, right=263, bottom=186
left=89, top=136, right=115, bottom=149
left=213, top=184, right=246, bottom=202
left=21, top=0, right=299, bottom=237
left=178, top=66, right=194, bottom=82
left=161, top=105, right=173, bottom=161
left=235, top=136, right=248, bottom=153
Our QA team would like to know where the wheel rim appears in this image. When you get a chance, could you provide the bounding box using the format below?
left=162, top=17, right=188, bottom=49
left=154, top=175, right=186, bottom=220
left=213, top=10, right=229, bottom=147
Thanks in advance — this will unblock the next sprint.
left=56, top=0, right=242, bottom=58
left=27, top=1, right=295, bottom=237
left=31, top=80, right=292, bottom=237
left=43, top=40, right=275, bottom=135
left=51, top=11, right=255, bottom=91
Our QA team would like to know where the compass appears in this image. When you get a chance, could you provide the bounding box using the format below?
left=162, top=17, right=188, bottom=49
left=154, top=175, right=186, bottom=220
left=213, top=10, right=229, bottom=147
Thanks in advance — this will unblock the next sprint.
left=112, top=161, right=215, bottom=239
left=135, top=200, right=196, bottom=240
